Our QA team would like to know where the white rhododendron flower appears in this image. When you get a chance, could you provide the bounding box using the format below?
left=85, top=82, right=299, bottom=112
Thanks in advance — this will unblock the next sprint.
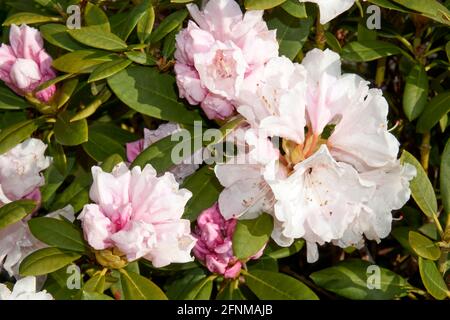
left=217, top=49, right=415, bottom=262
left=0, top=138, right=51, bottom=204
left=299, top=0, right=356, bottom=24
left=0, top=205, right=75, bottom=278
left=78, top=163, right=196, bottom=267
left=0, top=276, right=53, bottom=300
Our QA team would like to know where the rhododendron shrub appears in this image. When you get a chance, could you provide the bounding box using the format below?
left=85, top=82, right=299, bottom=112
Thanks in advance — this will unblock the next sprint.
left=0, top=0, right=449, bottom=301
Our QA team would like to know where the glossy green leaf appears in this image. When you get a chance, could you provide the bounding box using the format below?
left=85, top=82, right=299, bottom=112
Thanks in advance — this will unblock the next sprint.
left=182, top=166, right=222, bottom=221
left=0, top=85, right=29, bottom=110
left=418, top=257, right=449, bottom=300
left=84, top=273, right=106, bottom=294
left=40, top=24, right=87, bottom=51
left=49, top=172, right=91, bottom=213
left=52, top=50, right=119, bottom=74
left=281, top=0, right=307, bottom=18
left=80, top=291, right=114, bottom=300
left=107, top=66, right=203, bottom=125
left=19, top=247, right=81, bottom=276
left=408, top=231, right=441, bottom=260
left=54, top=78, right=79, bottom=109
left=70, top=89, right=112, bottom=122
left=245, top=0, right=286, bottom=10
left=233, top=213, right=273, bottom=261
left=0, top=118, right=44, bottom=154
left=88, top=59, right=132, bottom=83
left=400, top=151, right=438, bottom=218
left=125, top=51, right=157, bottom=66
left=119, top=269, right=167, bottom=300
left=441, top=138, right=450, bottom=215
left=68, top=27, right=128, bottom=51
left=244, top=270, right=318, bottom=300
left=117, top=0, right=150, bottom=41
left=416, top=92, right=450, bottom=133
left=266, top=239, right=305, bottom=260
left=310, top=259, right=411, bottom=299
left=54, top=111, right=88, bottom=146
left=84, top=3, right=110, bottom=32
left=391, top=0, right=450, bottom=25
left=3, top=12, right=62, bottom=26
left=342, top=40, right=402, bottom=62
left=28, top=217, right=87, bottom=253
left=403, top=64, right=429, bottom=121
left=137, top=5, right=155, bottom=43
left=0, top=200, right=36, bottom=230
left=150, top=10, right=188, bottom=43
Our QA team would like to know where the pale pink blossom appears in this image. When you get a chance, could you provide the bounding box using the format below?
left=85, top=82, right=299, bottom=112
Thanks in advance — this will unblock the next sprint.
left=0, top=24, right=56, bottom=102
left=174, top=0, right=278, bottom=119
left=126, top=123, right=200, bottom=183
left=0, top=276, right=53, bottom=300
left=0, top=138, right=51, bottom=205
left=299, top=0, right=356, bottom=24
left=221, top=49, right=415, bottom=262
left=193, top=203, right=264, bottom=278
left=78, top=163, right=196, bottom=267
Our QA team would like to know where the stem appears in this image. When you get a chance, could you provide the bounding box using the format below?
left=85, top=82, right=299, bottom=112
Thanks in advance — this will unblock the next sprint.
left=375, top=58, right=386, bottom=88
left=420, top=132, right=431, bottom=173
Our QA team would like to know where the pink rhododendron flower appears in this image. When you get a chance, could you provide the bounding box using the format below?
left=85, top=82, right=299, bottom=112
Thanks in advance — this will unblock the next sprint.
left=0, top=276, right=53, bottom=300
left=174, top=0, right=279, bottom=120
left=0, top=24, right=56, bottom=102
left=78, top=163, right=196, bottom=267
left=299, top=0, right=356, bottom=24
left=126, top=123, right=200, bottom=183
left=219, top=49, right=415, bottom=262
left=0, top=206, right=75, bottom=278
left=0, top=138, right=51, bottom=205
left=193, top=203, right=264, bottom=278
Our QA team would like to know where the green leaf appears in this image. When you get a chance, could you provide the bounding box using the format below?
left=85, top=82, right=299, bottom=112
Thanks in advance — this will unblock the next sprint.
left=70, top=89, right=112, bottom=122
left=19, top=247, right=81, bottom=276
left=342, top=40, right=402, bottom=62
left=248, top=256, right=279, bottom=272
left=0, top=118, right=44, bottom=154
left=232, top=214, right=273, bottom=261
left=367, top=0, right=412, bottom=13
left=50, top=172, right=91, bottom=213
left=117, top=0, right=150, bottom=41
left=441, top=138, right=450, bottom=215
left=84, top=273, right=106, bottom=294
left=245, top=0, right=286, bottom=10
left=88, top=59, right=132, bottom=83
left=182, top=166, right=222, bottom=221
left=53, top=50, right=119, bottom=73
left=150, top=9, right=188, bottom=43
left=391, top=227, right=414, bottom=253
left=166, top=269, right=207, bottom=299
left=408, top=231, right=441, bottom=260
left=391, top=0, right=450, bottom=25
left=0, top=200, right=36, bottom=230
left=400, top=150, right=438, bottom=218
left=310, top=259, right=411, bottom=299
left=54, top=78, right=79, bottom=109
left=325, top=32, right=342, bottom=53
left=37, top=73, right=76, bottom=91
left=416, top=92, right=450, bottom=133
left=54, top=111, right=88, bottom=146
left=68, top=27, right=128, bottom=51
left=28, top=217, right=87, bottom=253
left=403, top=64, right=429, bottom=121
left=267, top=8, right=313, bottom=60
left=216, top=280, right=246, bottom=300
left=40, top=24, right=87, bottom=51
left=107, top=66, right=203, bottom=125
left=137, top=5, right=155, bottom=43
left=281, top=0, right=307, bottom=18
left=84, top=3, right=110, bottom=32
left=3, top=12, right=62, bottom=26
left=266, top=239, right=305, bottom=260
left=418, top=257, right=449, bottom=300
left=178, top=275, right=215, bottom=300
left=100, top=154, right=124, bottom=173
left=244, top=270, right=318, bottom=300
left=125, top=51, right=157, bottom=66
left=119, top=269, right=167, bottom=300
left=0, top=85, right=29, bottom=110
left=82, top=123, right=136, bottom=162
left=80, top=291, right=114, bottom=300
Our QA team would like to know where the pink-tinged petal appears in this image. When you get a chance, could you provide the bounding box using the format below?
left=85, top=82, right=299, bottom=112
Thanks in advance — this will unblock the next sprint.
left=34, top=83, right=56, bottom=103
left=9, top=58, right=41, bottom=90
left=9, top=24, right=44, bottom=60
left=0, top=44, right=16, bottom=83
left=130, top=166, right=192, bottom=223
left=200, top=93, right=234, bottom=120
left=174, top=63, right=207, bottom=105
left=89, top=163, right=131, bottom=219
left=145, top=220, right=196, bottom=267
left=110, top=220, right=157, bottom=262
left=78, top=204, right=113, bottom=250
left=126, top=138, right=144, bottom=163
left=223, top=261, right=242, bottom=278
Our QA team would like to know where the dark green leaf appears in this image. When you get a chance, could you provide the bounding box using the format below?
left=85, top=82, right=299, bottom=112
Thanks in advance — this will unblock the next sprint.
left=0, top=200, right=36, bottom=230
left=19, top=247, right=81, bottom=276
